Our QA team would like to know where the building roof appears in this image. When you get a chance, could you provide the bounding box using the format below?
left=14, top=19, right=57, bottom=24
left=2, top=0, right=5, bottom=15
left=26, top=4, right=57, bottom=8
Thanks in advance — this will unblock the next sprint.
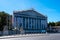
left=52, top=26, right=60, bottom=29
left=13, top=9, right=47, bottom=18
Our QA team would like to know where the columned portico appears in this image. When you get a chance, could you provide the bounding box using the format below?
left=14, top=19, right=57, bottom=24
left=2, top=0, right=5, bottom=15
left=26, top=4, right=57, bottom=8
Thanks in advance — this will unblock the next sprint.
left=13, top=10, right=47, bottom=34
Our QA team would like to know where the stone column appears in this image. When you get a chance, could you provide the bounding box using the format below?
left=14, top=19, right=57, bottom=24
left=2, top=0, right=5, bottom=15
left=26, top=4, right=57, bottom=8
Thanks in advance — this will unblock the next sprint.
left=40, top=20, right=41, bottom=30
left=34, top=19, right=35, bottom=29
left=38, top=19, right=40, bottom=29
left=24, top=18, right=26, bottom=33
left=36, top=18, right=37, bottom=30
left=38, top=19, right=40, bottom=33
left=39, top=20, right=40, bottom=29
left=25, top=18, right=26, bottom=28
left=22, top=17, right=23, bottom=28
left=28, top=17, right=29, bottom=29
left=34, top=19, right=35, bottom=32
left=35, top=19, right=36, bottom=31
left=31, top=18, right=32, bottom=29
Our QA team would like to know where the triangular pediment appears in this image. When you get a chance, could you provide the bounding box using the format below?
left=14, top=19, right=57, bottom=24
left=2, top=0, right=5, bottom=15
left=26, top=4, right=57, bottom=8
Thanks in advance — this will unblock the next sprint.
left=14, top=10, right=46, bottom=18
left=26, top=10, right=45, bottom=17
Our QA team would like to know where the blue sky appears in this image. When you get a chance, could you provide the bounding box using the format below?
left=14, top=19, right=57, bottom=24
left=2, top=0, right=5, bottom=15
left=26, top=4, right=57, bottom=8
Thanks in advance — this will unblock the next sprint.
left=0, top=0, right=60, bottom=22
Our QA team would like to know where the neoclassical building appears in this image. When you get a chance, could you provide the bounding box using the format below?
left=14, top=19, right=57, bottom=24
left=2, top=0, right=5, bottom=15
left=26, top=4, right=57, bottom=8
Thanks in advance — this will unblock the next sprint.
left=13, top=10, right=47, bottom=34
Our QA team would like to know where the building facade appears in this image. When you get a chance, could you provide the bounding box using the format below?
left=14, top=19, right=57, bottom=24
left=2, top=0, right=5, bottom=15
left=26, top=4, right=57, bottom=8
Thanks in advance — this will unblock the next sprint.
left=13, top=10, right=47, bottom=34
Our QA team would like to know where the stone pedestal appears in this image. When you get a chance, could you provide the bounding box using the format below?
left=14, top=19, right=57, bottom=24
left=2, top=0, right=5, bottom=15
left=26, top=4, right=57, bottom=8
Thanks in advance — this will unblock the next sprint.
left=3, top=26, right=8, bottom=35
left=20, top=27, right=25, bottom=34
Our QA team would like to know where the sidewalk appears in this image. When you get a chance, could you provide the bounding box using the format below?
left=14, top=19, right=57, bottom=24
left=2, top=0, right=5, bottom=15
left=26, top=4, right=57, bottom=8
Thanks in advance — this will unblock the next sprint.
left=0, top=33, right=60, bottom=40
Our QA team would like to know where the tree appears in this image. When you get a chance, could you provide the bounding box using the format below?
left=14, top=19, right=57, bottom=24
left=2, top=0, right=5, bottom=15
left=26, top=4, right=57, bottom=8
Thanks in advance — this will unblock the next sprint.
left=55, top=21, right=60, bottom=26
left=0, top=11, right=9, bottom=31
left=48, top=21, right=60, bottom=26
left=47, top=21, right=60, bottom=33
left=48, top=22, right=55, bottom=27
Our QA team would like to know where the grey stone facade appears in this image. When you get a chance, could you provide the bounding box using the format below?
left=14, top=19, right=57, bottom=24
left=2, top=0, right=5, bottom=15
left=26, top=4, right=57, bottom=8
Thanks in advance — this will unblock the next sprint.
left=13, top=10, right=47, bottom=34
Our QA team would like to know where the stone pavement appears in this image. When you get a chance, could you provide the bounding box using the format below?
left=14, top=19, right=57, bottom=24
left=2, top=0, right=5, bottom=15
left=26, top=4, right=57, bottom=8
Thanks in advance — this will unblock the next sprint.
left=0, top=33, right=60, bottom=40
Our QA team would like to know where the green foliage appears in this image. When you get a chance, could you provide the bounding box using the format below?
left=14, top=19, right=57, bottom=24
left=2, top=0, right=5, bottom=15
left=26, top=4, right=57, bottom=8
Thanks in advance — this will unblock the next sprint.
left=55, top=21, right=60, bottom=26
left=48, top=21, right=60, bottom=26
left=0, top=11, right=9, bottom=31
left=47, top=21, right=60, bottom=33
left=48, top=22, right=55, bottom=26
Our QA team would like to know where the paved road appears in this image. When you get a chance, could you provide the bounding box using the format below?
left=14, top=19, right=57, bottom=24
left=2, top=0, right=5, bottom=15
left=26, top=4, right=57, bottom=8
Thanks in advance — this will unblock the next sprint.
left=0, top=33, right=60, bottom=40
